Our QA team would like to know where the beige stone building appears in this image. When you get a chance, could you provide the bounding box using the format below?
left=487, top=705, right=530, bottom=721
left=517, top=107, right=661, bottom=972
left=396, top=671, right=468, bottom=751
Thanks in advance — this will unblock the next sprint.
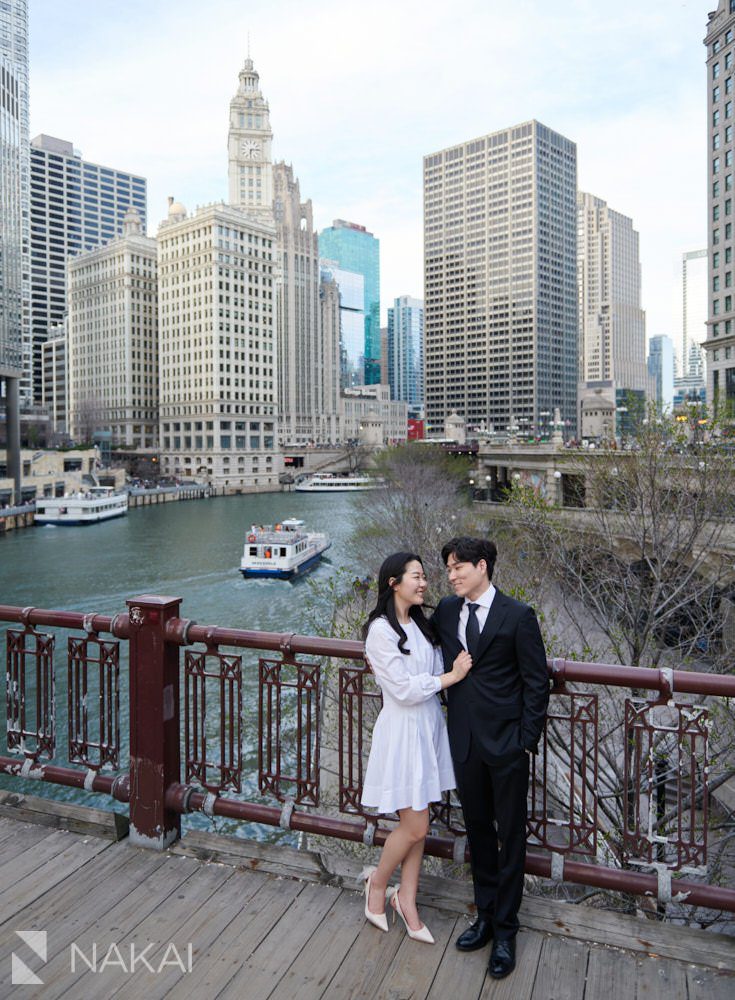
left=227, top=58, right=274, bottom=226
left=67, top=208, right=158, bottom=448
left=41, top=321, right=67, bottom=436
left=274, top=163, right=340, bottom=445
left=157, top=199, right=279, bottom=489
left=341, top=384, right=407, bottom=445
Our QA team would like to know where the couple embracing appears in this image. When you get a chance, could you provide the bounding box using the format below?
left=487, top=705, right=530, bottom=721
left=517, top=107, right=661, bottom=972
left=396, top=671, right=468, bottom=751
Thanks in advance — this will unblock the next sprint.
left=360, top=537, right=549, bottom=980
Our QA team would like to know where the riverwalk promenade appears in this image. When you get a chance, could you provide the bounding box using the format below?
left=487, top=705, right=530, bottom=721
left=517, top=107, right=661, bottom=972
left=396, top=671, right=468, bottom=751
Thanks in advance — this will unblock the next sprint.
left=0, top=794, right=732, bottom=999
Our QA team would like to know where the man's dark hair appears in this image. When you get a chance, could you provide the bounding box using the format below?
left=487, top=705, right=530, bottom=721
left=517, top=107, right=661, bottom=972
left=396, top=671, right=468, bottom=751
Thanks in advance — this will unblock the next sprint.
left=441, top=536, right=498, bottom=581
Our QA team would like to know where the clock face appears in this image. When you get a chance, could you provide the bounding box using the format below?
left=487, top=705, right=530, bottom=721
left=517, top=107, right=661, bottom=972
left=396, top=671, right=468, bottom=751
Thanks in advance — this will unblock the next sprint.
left=240, top=139, right=261, bottom=159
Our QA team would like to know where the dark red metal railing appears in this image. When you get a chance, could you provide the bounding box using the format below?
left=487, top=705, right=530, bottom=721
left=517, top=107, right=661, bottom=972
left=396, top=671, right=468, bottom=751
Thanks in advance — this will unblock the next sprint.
left=1, top=597, right=734, bottom=915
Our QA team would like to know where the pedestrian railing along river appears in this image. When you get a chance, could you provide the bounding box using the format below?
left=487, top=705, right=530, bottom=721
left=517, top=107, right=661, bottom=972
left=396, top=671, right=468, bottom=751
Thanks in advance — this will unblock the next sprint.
left=1, top=595, right=734, bottom=916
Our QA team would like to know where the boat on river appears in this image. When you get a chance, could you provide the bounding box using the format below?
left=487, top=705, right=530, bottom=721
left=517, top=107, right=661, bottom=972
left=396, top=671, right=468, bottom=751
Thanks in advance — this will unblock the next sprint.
left=34, top=486, right=128, bottom=526
left=240, top=518, right=331, bottom=579
left=294, top=474, right=383, bottom=492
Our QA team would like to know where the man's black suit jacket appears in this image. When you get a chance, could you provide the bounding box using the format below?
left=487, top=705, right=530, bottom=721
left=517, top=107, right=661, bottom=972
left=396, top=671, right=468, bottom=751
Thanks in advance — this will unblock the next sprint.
left=432, top=590, right=550, bottom=764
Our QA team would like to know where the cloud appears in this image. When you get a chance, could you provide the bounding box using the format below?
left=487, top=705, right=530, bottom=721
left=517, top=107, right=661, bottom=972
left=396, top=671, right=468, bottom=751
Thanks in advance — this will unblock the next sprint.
left=29, top=0, right=710, bottom=343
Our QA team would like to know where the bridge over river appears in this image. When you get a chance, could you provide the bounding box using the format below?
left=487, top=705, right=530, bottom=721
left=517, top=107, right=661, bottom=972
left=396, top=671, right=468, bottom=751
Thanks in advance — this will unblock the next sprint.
left=0, top=793, right=732, bottom=999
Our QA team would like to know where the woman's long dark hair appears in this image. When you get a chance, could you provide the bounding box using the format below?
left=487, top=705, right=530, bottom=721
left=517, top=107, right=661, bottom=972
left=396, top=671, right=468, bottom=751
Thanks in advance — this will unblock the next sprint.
left=362, top=552, right=437, bottom=654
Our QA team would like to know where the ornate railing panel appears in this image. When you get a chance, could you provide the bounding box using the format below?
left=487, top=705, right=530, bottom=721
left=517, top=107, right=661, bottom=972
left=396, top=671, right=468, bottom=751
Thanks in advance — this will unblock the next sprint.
left=6, top=626, right=56, bottom=760
left=184, top=648, right=242, bottom=793
left=623, top=699, right=708, bottom=870
left=528, top=692, right=598, bottom=855
left=67, top=635, right=120, bottom=770
left=259, top=656, right=320, bottom=806
left=338, top=662, right=380, bottom=815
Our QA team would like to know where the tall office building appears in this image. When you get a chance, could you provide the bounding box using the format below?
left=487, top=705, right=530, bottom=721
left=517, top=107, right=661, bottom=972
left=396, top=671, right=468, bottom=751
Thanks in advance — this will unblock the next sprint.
left=577, top=192, right=649, bottom=432
left=647, top=335, right=675, bottom=409
left=41, top=322, right=67, bottom=436
left=705, top=3, right=735, bottom=414
left=157, top=199, right=279, bottom=488
left=681, top=249, right=708, bottom=376
left=0, top=0, right=28, bottom=501
left=387, top=295, right=424, bottom=410
left=227, top=58, right=274, bottom=225
left=423, top=121, right=578, bottom=438
left=319, top=220, right=380, bottom=384
left=67, top=209, right=158, bottom=448
left=274, top=162, right=339, bottom=444
left=29, top=135, right=147, bottom=404
left=319, top=259, right=365, bottom=388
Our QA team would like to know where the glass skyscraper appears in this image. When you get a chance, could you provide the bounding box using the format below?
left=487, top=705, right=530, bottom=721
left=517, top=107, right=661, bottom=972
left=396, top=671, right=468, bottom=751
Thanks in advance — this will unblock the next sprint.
left=387, top=295, right=424, bottom=409
left=0, top=0, right=28, bottom=387
left=318, top=219, right=380, bottom=384
left=29, top=135, right=147, bottom=402
left=647, top=335, right=675, bottom=409
left=320, top=260, right=365, bottom=388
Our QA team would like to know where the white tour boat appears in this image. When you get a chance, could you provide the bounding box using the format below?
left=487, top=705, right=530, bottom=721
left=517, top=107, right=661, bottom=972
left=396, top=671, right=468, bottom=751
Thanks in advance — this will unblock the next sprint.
left=240, top=518, right=331, bottom=579
left=294, top=474, right=383, bottom=493
left=35, top=486, right=128, bottom=526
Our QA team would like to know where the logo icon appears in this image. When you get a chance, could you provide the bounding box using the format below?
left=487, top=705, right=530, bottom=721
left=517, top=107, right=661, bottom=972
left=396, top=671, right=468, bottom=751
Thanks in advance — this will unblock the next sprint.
left=12, top=930, right=47, bottom=985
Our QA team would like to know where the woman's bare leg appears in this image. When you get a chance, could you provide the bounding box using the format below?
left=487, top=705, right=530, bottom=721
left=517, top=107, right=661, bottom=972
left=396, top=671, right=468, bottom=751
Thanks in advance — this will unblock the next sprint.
left=368, top=808, right=428, bottom=920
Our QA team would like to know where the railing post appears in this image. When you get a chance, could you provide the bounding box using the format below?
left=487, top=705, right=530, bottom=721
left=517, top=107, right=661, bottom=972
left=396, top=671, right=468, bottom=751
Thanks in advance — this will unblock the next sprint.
left=126, top=594, right=182, bottom=849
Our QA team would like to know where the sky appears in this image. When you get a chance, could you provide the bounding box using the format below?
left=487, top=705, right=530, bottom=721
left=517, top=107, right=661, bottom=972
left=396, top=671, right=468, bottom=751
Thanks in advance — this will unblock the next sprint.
left=29, top=0, right=713, bottom=343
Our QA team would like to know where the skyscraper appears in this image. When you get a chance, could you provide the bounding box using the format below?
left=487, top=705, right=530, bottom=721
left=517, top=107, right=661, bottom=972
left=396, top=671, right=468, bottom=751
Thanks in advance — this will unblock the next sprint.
left=67, top=209, right=158, bottom=448
left=577, top=191, right=649, bottom=432
left=157, top=199, right=279, bottom=489
left=647, top=335, right=675, bottom=409
left=681, top=249, right=708, bottom=377
left=387, top=295, right=424, bottom=410
left=0, top=0, right=28, bottom=501
left=319, top=220, right=380, bottom=385
left=319, top=260, right=365, bottom=388
left=423, top=121, right=578, bottom=438
left=274, top=163, right=340, bottom=444
left=227, top=58, right=274, bottom=225
left=705, top=3, right=735, bottom=415
left=29, top=135, right=147, bottom=403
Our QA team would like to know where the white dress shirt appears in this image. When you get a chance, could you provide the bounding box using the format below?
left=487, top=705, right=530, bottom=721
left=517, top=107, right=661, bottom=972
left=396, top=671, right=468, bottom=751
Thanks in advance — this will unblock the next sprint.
left=458, top=583, right=496, bottom=649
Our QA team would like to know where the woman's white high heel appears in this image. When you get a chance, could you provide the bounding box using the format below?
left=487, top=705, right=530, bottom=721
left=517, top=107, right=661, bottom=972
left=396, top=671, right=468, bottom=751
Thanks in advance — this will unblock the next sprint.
left=361, top=866, right=388, bottom=932
left=388, top=886, right=435, bottom=944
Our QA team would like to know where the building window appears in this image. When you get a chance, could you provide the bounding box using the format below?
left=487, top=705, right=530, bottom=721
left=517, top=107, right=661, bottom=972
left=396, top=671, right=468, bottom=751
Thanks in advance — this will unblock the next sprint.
left=727, top=125, right=733, bottom=142
left=714, top=180, right=721, bottom=197
left=726, top=295, right=732, bottom=311
left=728, top=53, right=734, bottom=70
left=727, top=222, right=732, bottom=239
left=714, top=299, right=720, bottom=314
left=713, top=322, right=720, bottom=337
left=714, top=109, right=721, bottom=126
left=714, top=133, right=721, bottom=149
left=714, top=251, right=721, bottom=267
left=714, top=227, right=720, bottom=245
left=727, top=173, right=734, bottom=191
left=727, top=199, right=733, bottom=215
left=714, top=157, right=721, bottom=175
left=728, top=77, right=733, bottom=94
left=715, top=62, right=721, bottom=80
left=727, top=101, right=733, bottom=118
left=728, top=29, right=734, bottom=42
left=727, top=247, right=733, bottom=262
left=714, top=85, right=721, bottom=102
left=714, top=276, right=721, bottom=291
left=714, top=205, right=721, bottom=221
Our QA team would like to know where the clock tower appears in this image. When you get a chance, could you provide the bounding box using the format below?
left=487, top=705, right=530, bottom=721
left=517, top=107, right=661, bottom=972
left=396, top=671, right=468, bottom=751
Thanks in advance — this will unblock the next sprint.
left=228, top=58, right=274, bottom=222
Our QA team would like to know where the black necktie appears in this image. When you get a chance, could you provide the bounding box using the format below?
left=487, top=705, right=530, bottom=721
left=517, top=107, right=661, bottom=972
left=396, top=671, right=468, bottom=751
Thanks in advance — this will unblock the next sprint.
left=466, top=602, right=480, bottom=658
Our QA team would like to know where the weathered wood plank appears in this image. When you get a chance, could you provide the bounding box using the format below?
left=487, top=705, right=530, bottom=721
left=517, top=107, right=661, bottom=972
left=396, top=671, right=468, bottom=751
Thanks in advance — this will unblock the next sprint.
left=530, top=935, right=589, bottom=1000
left=0, top=820, right=56, bottom=871
left=633, top=954, right=688, bottom=998
left=172, top=875, right=305, bottom=998
left=0, top=789, right=129, bottom=840
left=71, top=861, right=237, bottom=1000
left=112, top=866, right=272, bottom=1000
left=374, top=904, right=458, bottom=1000
left=0, top=842, right=165, bottom=964
left=0, top=828, right=111, bottom=907
left=172, top=829, right=327, bottom=882
left=320, top=915, right=406, bottom=1000
left=686, top=964, right=735, bottom=1000
left=267, top=890, right=365, bottom=1000
left=218, top=881, right=342, bottom=999
left=478, top=928, right=546, bottom=1000
left=584, top=944, right=640, bottom=999
left=425, top=916, right=490, bottom=1000
left=36, top=854, right=203, bottom=1000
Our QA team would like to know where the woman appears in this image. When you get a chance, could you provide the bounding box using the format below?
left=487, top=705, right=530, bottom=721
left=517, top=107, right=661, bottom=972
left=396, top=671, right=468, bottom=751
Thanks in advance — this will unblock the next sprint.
left=360, top=552, right=472, bottom=943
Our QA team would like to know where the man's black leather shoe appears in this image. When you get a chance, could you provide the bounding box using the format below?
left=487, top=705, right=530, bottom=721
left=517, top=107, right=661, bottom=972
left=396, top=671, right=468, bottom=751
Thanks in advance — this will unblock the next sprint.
left=489, top=938, right=516, bottom=979
left=455, top=917, right=493, bottom=951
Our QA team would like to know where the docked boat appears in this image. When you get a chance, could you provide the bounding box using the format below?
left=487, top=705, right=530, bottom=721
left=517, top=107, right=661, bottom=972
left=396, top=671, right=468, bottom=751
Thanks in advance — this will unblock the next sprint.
left=240, top=518, right=331, bottom=579
left=34, top=486, right=128, bottom=526
left=294, top=474, right=383, bottom=492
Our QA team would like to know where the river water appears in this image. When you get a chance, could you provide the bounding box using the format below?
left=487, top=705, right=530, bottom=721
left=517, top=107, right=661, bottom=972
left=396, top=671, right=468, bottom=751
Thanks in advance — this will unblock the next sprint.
left=0, top=491, right=363, bottom=840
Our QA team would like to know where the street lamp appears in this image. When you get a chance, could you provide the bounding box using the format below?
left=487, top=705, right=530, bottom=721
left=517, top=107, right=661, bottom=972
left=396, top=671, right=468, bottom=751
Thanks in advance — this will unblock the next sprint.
left=485, top=474, right=491, bottom=501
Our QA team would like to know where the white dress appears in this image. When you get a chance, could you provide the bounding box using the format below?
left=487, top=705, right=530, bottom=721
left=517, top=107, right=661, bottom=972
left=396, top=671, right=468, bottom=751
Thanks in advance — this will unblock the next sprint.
left=361, top=616, right=456, bottom=814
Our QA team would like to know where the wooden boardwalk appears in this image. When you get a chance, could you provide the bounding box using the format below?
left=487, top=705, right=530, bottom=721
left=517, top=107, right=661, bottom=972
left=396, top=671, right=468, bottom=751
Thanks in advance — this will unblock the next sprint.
left=0, top=796, right=732, bottom=999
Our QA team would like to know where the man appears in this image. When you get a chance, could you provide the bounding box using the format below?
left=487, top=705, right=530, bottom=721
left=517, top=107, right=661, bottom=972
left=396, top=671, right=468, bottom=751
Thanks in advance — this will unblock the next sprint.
left=432, top=536, right=549, bottom=979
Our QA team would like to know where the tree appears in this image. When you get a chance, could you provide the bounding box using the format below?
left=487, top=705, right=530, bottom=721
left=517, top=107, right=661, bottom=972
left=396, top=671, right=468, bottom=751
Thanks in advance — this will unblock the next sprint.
left=351, top=442, right=474, bottom=594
